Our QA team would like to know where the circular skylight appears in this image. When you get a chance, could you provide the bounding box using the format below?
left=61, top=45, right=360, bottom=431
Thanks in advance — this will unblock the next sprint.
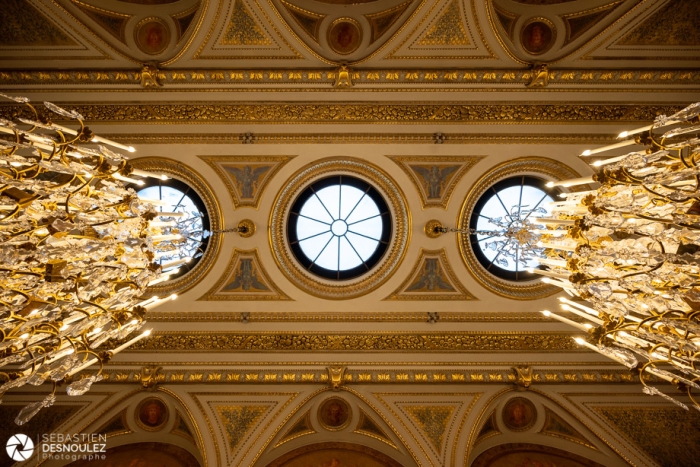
left=137, top=178, right=209, bottom=280
left=469, top=176, right=555, bottom=281
left=287, top=175, right=391, bottom=280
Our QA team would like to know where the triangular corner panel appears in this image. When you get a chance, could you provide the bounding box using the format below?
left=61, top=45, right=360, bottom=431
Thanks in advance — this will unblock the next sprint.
left=275, top=410, right=315, bottom=447
left=199, top=249, right=291, bottom=301
left=199, top=155, right=293, bottom=209
left=364, top=0, right=415, bottom=45
left=399, top=403, right=458, bottom=460
left=540, top=406, right=597, bottom=450
left=615, top=0, right=700, bottom=47
left=69, top=0, right=131, bottom=44
left=354, top=409, right=397, bottom=448
left=194, top=0, right=303, bottom=60
left=0, top=0, right=112, bottom=62
left=214, top=404, right=273, bottom=457
left=280, top=0, right=325, bottom=44
left=384, top=0, right=494, bottom=60
left=388, top=155, right=483, bottom=209
left=385, top=248, right=477, bottom=301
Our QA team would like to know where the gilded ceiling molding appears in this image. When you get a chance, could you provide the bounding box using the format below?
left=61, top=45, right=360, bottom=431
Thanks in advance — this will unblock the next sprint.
left=129, top=157, right=223, bottom=296
left=87, top=133, right=619, bottom=145
left=457, top=156, right=582, bottom=300
left=69, top=0, right=131, bottom=44
left=124, top=331, right=579, bottom=352
left=147, top=310, right=549, bottom=322
left=2, top=68, right=699, bottom=85
left=269, top=157, right=410, bottom=300
left=198, top=248, right=292, bottom=301
left=384, top=248, right=477, bottom=301
left=0, top=102, right=682, bottom=124
left=199, top=155, right=294, bottom=209
left=387, top=155, right=484, bottom=209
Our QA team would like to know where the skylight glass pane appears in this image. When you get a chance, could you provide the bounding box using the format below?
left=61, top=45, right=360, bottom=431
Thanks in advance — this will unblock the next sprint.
left=299, top=231, right=333, bottom=261
left=348, top=216, right=382, bottom=240
left=339, top=185, right=365, bottom=220
left=338, top=236, right=363, bottom=269
left=315, top=185, right=341, bottom=219
left=346, top=232, right=379, bottom=260
left=345, top=196, right=380, bottom=224
left=296, top=216, right=330, bottom=241
left=315, top=236, right=339, bottom=270
left=299, top=195, right=334, bottom=224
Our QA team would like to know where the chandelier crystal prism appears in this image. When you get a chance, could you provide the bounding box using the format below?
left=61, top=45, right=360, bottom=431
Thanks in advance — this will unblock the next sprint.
left=0, top=94, right=193, bottom=425
left=526, top=101, right=700, bottom=411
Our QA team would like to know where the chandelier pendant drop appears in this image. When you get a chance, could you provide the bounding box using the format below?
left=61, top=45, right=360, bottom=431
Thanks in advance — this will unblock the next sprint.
left=527, top=101, right=700, bottom=411
left=0, top=94, right=187, bottom=425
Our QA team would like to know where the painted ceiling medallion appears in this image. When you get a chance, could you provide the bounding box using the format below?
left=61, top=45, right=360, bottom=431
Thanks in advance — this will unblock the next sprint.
left=327, top=18, right=363, bottom=55
left=520, top=17, right=555, bottom=55
left=269, top=158, right=409, bottom=300
left=134, top=17, right=171, bottom=55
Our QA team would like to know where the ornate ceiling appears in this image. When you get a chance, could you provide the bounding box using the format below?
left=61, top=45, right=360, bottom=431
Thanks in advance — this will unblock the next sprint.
left=2, top=1, right=700, bottom=467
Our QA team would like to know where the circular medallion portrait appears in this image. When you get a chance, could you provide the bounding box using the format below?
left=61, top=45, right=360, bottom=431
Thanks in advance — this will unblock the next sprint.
left=135, top=18, right=170, bottom=55
left=136, top=397, right=169, bottom=430
left=327, top=18, right=362, bottom=55
left=502, top=397, right=537, bottom=432
left=520, top=19, right=555, bottom=55
left=318, top=397, right=351, bottom=430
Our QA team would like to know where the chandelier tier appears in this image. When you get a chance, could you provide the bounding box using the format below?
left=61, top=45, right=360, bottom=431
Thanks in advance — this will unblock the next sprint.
left=528, top=101, right=700, bottom=411
left=0, top=94, right=192, bottom=425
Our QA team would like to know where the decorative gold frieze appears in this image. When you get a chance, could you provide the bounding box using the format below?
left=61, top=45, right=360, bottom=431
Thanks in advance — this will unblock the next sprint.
left=388, top=155, right=484, bottom=209
left=2, top=68, right=698, bottom=86
left=86, top=133, right=619, bottom=145
left=199, top=155, right=293, bottom=209
left=124, top=331, right=578, bottom=352
left=385, top=248, right=477, bottom=301
left=0, top=102, right=682, bottom=124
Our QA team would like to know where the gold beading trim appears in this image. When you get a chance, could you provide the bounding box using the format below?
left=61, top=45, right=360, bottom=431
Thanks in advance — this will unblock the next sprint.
left=457, top=156, right=582, bottom=300
left=268, top=157, right=410, bottom=300
left=146, top=311, right=551, bottom=322
left=130, top=157, right=223, bottom=296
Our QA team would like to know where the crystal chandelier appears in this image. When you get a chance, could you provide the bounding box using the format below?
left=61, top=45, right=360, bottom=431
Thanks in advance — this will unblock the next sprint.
left=0, top=94, right=194, bottom=425
left=528, top=101, right=700, bottom=411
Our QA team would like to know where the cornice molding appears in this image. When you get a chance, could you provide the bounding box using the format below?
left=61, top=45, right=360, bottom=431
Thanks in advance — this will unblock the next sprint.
left=84, top=133, right=620, bottom=145
left=148, top=311, right=550, bottom=322
left=1, top=68, right=699, bottom=87
left=97, top=367, right=644, bottom=385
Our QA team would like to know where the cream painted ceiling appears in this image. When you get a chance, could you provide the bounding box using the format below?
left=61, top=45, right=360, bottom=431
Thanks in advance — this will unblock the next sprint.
left=2, top=1, right=700, bottom=467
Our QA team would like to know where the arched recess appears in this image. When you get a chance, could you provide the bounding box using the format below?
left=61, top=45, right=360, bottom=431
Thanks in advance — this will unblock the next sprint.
left=466, top=389, right=627, bottom=467
left=64, top=442, right=200, bottom=467
left=68, top=388, right=205, bottom=467
left=264, top=442, right=406, bottom=467
left=471, top=443, right=605, bottom=467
